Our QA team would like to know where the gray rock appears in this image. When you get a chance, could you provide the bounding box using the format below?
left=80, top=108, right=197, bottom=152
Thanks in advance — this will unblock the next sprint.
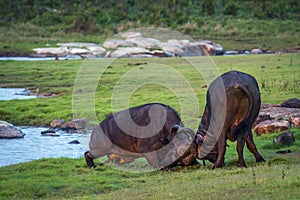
left=273, top=131, right=295, bottom=145
left=281, top=98, right=300, bottom=108
left=0, top=121, right=25, bottom=138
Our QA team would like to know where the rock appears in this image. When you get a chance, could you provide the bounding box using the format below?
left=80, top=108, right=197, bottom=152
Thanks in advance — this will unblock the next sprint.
left=109, top=47, right=150, bottom=58
left=161, top=43, right=184, bottom=56
left=71, top=118, right=88, bottom=129
left=281, top=98, right=300, bottom=108
left=68, top=48, right=90, bottom=55
left=87, top=46, right=106, bottom=55
left=273, top=131, right=295, bottom=145
left=50, top=119, right=65, bottom=128
left=33, top=47, right=69, bottom=55
left=254, top=120, right=290, bottom=135
left=276, top=149, right=291, bottom=154
left=0, top=121, right=25, bottom=138
left=126, top=37, right=161, bottom=49
left=253, top=114, right=272, bottom=127
left=68, top=140, right=80, bottom=144
left=251, top=48, right=263, bottom=54
left=41, top=129, right=60, bottom=136
left=186, top=42, right=205, bottom=56
left=61, top=122, right=78, bottom=132
left=58, top=42, right=99, bottom=48
left=103, top=39, right=134, bottom=49
left=224, top=50, right=239, bottom=55
left=121, top=31, right=143, bottom=39
left=290, top=115, right=300, bottom=127
left=258, top=104, right=300, bottom=120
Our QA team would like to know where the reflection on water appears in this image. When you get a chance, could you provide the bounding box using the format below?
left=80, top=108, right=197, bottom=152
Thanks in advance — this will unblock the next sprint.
left=0, top=88, right=37, bottom=100
left=0, top=127, right=90, bottom=167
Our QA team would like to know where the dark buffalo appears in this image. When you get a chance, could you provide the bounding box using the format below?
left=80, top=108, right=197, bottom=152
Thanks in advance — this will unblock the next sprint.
left=84, top=103, right=197, bottom=169
left=195, top=70, right=265, bottom=168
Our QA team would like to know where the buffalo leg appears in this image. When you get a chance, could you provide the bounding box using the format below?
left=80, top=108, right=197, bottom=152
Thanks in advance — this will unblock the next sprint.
left=246, top=132, right=265, bottom=162
left=236, top=135, right=247, bottom=167
left=214, top=134, right=226, bottom=168
left=84, top=151, right=96, bottom=168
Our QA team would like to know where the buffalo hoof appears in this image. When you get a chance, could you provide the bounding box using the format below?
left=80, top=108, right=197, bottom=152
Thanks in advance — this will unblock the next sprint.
left=84, top=151, right=95, bottom=168
left=257, top=157, right=266, bottom=162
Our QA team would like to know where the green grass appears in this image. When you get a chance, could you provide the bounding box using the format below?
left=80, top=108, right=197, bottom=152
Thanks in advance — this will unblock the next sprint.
left=0, top=128, right=299, bottom=199
left=0, top=54, right=300, bottom=199
left=0, top=54, right=299, bottom=126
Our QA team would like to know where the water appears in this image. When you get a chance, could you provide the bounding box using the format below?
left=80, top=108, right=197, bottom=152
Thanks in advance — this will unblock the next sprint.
left=0, top=56, right=82, bottom=61
left=0, top=127, right=91, bottom=167
left=0, top=88, right=37, bottom=100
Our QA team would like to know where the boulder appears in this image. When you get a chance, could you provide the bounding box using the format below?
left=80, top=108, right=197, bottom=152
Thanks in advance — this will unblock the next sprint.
left=103, top=39, right=134, bottom=49
left=224, top=50, right=239, bottom=55
left=61, top=121, right=80, bottom=132
left=258, top=104, right=300, bottom=120
left=87, top=46, right=106, bottom=56
left=273, top=131, right=295, bottom=145
left=121, top=31, right=143, bottom=39
left=181, top=42, right=205, bottom=56
left=281, top=98, right=300, bottom=108
left=161, top=43, right=184, bottom=56
left=251, top=48, right=263, bottom=54
left=41, top=129, right=60, bottom=136
left=71, top=118, right=88, bottom=129
left=33, top=47, right=69, bottom=55
left=0, top=121, right=25, bottom=138
left=254, top=120, right=290, bottom=135
left=109, top=47, right=150, bottom=58
left=68, top=140, right=80, bottom=144
left=68, top=48, right=90, bottom=55
left=50, top=119, right=65, bottom=128
left=290, top=115, right=300, bottom=127
left=126, top=37, right=161, bottom=49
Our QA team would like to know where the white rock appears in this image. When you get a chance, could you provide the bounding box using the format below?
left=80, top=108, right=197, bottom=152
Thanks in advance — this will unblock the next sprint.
left=126, top=37, right=161, bottom=49
left=87, top=46, right=106, bottom=55
left=109, top=47, right=150, bottom=58
left=121, top=31, right=143, bottom=39
left=103, top=39, right=134, bottom=49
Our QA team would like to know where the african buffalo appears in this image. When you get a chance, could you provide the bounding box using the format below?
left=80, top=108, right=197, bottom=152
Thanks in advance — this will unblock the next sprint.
left=195, top=70, right=265, bottom=168
left=84, top=103, right=197, bottom=169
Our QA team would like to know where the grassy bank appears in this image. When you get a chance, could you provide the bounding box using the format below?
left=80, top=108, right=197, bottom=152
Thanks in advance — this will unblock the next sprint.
left=0, top=54, right=299, bottom=126
left=0, top=54, right=300, bottom=199
left=0, top=128, right=299, bottom=199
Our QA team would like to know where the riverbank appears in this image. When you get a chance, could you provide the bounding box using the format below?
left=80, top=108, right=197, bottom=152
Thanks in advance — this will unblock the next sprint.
left=0, top=54, right=299, bottom=126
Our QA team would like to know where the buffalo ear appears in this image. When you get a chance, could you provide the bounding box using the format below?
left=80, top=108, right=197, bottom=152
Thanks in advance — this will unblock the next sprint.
left=171, top=124, right=181, bottom=133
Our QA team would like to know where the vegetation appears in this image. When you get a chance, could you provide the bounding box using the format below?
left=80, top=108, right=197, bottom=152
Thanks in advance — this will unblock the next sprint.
left=0, top=0, right=299, bottom=54
left=0, top=1, right=299, bottom=199
left=0, top=54, right=299, bottom=126
left=0, top=128, right=299, bottom=199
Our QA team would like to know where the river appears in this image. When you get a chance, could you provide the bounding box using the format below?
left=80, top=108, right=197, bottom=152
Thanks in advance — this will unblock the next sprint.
left=0, top=127, right=91, bottom=167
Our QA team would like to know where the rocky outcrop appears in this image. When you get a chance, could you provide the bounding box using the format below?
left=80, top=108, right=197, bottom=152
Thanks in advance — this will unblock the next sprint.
left=254, top=102, right=300, bottom=135
left=32, top=31, right=224, bottom=58
left=0, top=121, right=25, bottom=139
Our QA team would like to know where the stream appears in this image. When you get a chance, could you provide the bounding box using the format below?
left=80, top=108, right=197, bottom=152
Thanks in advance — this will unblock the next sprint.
left=0, top=127, right=91, bottom=167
